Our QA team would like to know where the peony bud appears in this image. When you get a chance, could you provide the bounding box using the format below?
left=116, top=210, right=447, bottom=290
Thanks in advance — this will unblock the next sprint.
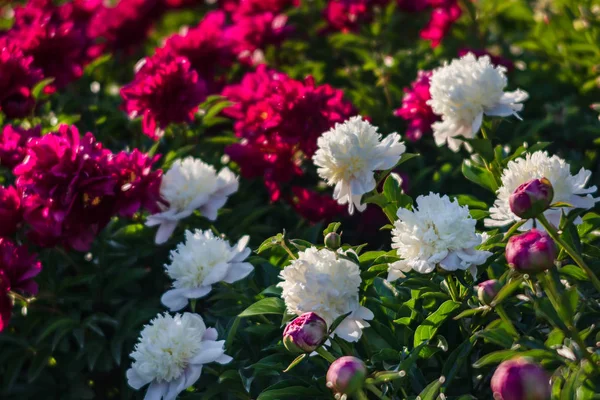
left=283, top=312, right=327, bottom=353
left=506, top=229, right=557, bottom=273
left=491, top=358, right=550, bottom=400
left=326, top=356, right=367, bottom=397
left=509, top=178, right=554, bottom=219
left=324, top=232, right=341, bottom=250
left=477, top=279, right=502, bottom=306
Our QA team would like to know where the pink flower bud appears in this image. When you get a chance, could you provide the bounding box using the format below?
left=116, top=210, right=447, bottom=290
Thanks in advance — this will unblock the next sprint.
left=324, top=232, right=341, bottom=250
left=506, top=229, right=557, bottom=273
left=491, top=358, right=550, bottom=400
left=477, top=279, right=502, bottom=305
left=509, top=178, right=554, bottom=219
left=326, top=356, right=367, bottom=396
left=283, top=312, right=327, bottom=353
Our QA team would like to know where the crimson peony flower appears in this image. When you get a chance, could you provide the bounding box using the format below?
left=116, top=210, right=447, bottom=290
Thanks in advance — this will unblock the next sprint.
left=394, top=70, right=439, bottom=141
left=0, top=186, right=23, bottom=238
left=419, top=0, right=461, bottom=47
left=220, top=0, right=299, bottom=14
left=0, top=39, right=44, bottom=119
left=162, top=11, right=235, bottom=85
left=14, top=124, right=162, bottom=251
left=120, top=51, right=207, bottom=139
left=288, top=187, right=346, bottom=223
left=0, top=238, right=42, bottom=332
left=88, top=0, right=164, bottom=54
left=0, top=125, right=41, bottom=168
left=222, top=66, right=356, bottom=200
left=458, top=48, right=515, bottom=71
left=322, top=0, right=372, bottom=33
left=8, top=0, right=90, bottom=93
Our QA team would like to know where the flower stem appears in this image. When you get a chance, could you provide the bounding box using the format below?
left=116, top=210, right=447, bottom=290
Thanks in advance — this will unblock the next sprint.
left=365, top=383, right=391, bottom=400
left=190, top=299, right=197, bottom=312
left=502, top=220, right=526, bottom=241
left=356, top=389, right=370, bottom=400
left=446, top=275, right=460, bottom=302
left=536, top=213, right=600, bottom=294
left=494, top=304, right=519, bottom=337
left=280, top=241, right=297, bottom=260
left=316, top=347, right=337, bottom=363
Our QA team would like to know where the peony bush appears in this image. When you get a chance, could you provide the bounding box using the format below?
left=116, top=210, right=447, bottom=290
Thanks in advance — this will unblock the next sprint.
left=1, top=0, right=600, bottom=399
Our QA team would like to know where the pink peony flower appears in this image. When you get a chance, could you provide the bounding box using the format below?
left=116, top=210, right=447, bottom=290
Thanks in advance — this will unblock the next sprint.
left=14, top=124, right=162, bottom=251
left=120, top=51, right=207, bottom=139
left=458, top=48, right=515, bottom=71
left=509, top=178, right=554, bottom=219
left=0, top=186, right=23, bottom=238
left=8, top=0, right=90, bottom=93
left=288, top=186, right=345, bottom=223
left=394, top=70, right=438, bottom=141
left=419, top=0, right=461, bottom=47
left=222, top=66, right=356, bottom=200
left=505, top=229, right=557, bottom=273
left=323, top=0, right=372, bottom=33
left=162, top=11, right=235, bottom=85
left=491, top=358, right=550, bottom=400
left=326, top=356, right=368, bottom=396
left=0, top=39, right=44, bottom=119
left=0, top=125, right=41, bottom=168
left=88, top=0, right=164, bottom=54
left=477, top=279, right=502, bottom=306
left=220, top=0, right=299, bottom=14
left=283, top=312, right=328, bottom=353
left=0, top=238, right=42, bottom=332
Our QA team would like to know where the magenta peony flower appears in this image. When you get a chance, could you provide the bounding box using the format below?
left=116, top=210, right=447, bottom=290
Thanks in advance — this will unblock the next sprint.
left=220, top=0, right=299, bottom=14
left=8, top=0, right=90, bottom=93
left=0, top=238, right=42, bottom=332
left=0, top=125, right=41, bottom=168
left=491, top=358, right=550, bottom=400
left=419, top=0, right=461, bottom=47
left=458, top=48, right=515, bottom=71
left=505, top=229, right=557, bottom=274
left=288, top=186, right=346, bottom=223
left=509, top=178, right=554, bottom=219
left=162, top=11, right=235, bottom=85
left=120, top=51, right=207, bottom=139
left=0, top=186, right=23, bottom=238
left=0, top=39, right=44, bottom=119
left=283, top=312, right=328, bottom=353
left=88, top=0, right=164, bottom=54
left=14, top=124, right=162, bottom=251
left=222, top=66, right=356, bottom=200
left=322, top=0, right=372, bottom=33
left=394, top=70, right=439, bottom=141
left=326, top=356, right=368, bottom=396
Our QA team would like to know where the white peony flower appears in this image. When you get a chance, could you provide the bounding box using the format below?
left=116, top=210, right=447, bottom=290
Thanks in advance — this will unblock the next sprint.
left=127, top=312, right=232, bottom=400
left=277, top=247, right=373, bottom=342
left=485, top=151, right=597, bottom=230
left=388, top=193, right=492, bottom=281
left=161, top=230, right=253, bottom=311
left=313, top=116, right=406, bottom=214
left=146, top=157, right=239, bottom=244
left=428, top=53, right=528, bottom=152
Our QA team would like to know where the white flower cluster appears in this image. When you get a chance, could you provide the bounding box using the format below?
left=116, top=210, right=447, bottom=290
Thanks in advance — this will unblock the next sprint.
left=162, top=229, right=253, bottom=311
left=146, top=156, right=238, bottom=244
left=485, top=151, right=598, bottom=229
left=278, top=247, right=374, bottom=342
left=127, top=312, right=232, bottom=400
left=428, top=53, right=528, bottom=151
left=388, top=193, right=491, bottom=281
left=313, top=116, right=405, bottom=214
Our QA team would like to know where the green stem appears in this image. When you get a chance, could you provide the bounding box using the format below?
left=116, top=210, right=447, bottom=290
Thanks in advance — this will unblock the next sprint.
left=503, top=220, right=526, bottom=241
left=367, top=370, right=406, bottom=385
left=478, top=126, right=503, bottom=189
left=537, top=213, right=600, bottom=294
left=494, top=304, right=519, bottom=337
left=190, top=299, right=197, bottom=312
left=356, top=389, right=370, bottom=400
left=280, top=241, right=297, bottom=260
left=446, top=275, right=460, bottom=302
left=315, top=347, right=337, bottom=364
left=365, top=383, right=391, bottom=400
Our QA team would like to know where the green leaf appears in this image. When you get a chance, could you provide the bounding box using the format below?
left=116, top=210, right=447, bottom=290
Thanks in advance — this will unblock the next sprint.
left=477, top=328, right=514, bottom=348
left=490, top=277, right=524, bottom=306
left=323, top=222, right=342, bottom=235
left=419, top=378, right=443, bottom=400
left=239, top=297, right=285, bottom=317
left=329, top=311, right=352, bottom=334
left=462, top=160, right=498, bottom=192
left=32, top=78, right=55, bottom=99
left=395, top=152, right=419, bottom=167
left=257, top=233, right=284, bottom=254
left=468, top=138, right=494, bottom=162
left=441, top=336, right=477, bottom=392
left=473, top=349, right=560, bottom=368
left=453, top=306, right=487, bottom=320
left=257, top=386, right=321, bottom=400
left=28, top=348, right=51, bottom=383
left=414, top=300, right=461, bottom=357
left=283, top=354, right=306, bottom=373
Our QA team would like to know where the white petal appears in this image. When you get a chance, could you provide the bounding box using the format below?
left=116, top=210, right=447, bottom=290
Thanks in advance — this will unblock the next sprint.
left=161, top=289, right=190, bottom=312
left=127, top=368, right=152, bottom=390
left=222, top=262, right=254, bottom=284
left=202, top=327, right=219, bottom=341
left=144, top=381, right=169, bottom=400
left=155, top=221, right=178, bottom=245
left=190, top=341, right=227, bottom=364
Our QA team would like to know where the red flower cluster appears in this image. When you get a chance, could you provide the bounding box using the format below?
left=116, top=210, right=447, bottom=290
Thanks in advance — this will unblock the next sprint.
left=322, top=0, right=378, bottom=33
left=220, top=0, right=299, bottom=14
left=222, top=65, right=356, bottom=205
left=14, top=124, right=163, bottom=251
left=288, top=187, right=346, bottom=223
left=0, top=125, right=41, bottom=169
left=0, top=186, right=23, bottom=238
left=0, top=238, right=42, bottom=332
left=0, top=40, right=44, bottom=119
left=120, top=51, right=207, bottom=139
left=6, top=0, right=93, bottom=93
left=398, top=0, right=461, bottom=47
left=394, top=70, right=438, bottom=141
